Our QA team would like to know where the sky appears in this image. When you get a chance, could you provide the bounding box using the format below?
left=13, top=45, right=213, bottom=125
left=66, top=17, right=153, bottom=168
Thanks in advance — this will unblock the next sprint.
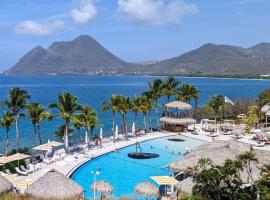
left=0, top=0, right=269, bottom=72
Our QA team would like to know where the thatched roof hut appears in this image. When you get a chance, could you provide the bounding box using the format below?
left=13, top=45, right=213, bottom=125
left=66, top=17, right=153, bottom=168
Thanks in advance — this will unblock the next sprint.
left=169, top=140, right=250, bottom=171
left=176, top=177, right=194, bottom=194
left=165, top=101, right=192, bottom=110
left=90, top=180, right=113, bottom=194
left=261, top=104, right=270, bottom=113
left=0, top=174, right=14, bottom=194
left=169, top=140, right=270, bottom=183
left=25, top=169, right=83, bottom=200
left=135, top=182, right=159, bottom=198
left=160, top=117, right=196, bottom=125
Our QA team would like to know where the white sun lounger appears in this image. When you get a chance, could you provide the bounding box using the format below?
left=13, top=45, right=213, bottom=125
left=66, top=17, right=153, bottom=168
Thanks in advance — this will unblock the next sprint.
left=15, top=167, right=28, bottom=176
left=25, top=164, right=34, bottom=173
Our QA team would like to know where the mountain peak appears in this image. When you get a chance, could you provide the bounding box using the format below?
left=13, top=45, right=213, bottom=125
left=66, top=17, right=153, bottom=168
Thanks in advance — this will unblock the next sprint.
left=73, top=35, right=96, bottom=43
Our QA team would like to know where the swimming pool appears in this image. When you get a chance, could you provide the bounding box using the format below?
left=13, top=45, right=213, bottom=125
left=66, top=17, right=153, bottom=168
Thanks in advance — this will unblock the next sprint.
left=70, top=135, right=204, bottom=199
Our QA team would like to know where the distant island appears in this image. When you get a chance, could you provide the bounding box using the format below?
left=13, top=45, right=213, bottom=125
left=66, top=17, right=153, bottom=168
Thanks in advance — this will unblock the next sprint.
left=4, top=35, right=270, bottom=78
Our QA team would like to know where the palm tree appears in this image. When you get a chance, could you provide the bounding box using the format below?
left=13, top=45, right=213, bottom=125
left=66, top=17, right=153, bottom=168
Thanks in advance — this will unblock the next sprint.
left=49, top=92, right=81, bottom=153
left=130, top=96, right=141, bottom=123
left=2, top=88, right=30, bottom=153
left=237, top=151, right=258, bottom=183
left=78, top=105, right=98, bottom=145
left=137, top=96, right=152, bottom=133
left=25, top=103, right=50, bottom=145
left=162, top=76, right=180, bottom=101
left=55, top=124, right=74, bottom=140
left=102, top=95, right=121, bottom=142
left=0, top=112, right=14, bottom=156
left=178, top=84, right=200, bottom=104
left=207, top=95, right=224, bottom=116
left=144, top=79, right=163, bottom=129
left=118, top=96, right=130, bottom=135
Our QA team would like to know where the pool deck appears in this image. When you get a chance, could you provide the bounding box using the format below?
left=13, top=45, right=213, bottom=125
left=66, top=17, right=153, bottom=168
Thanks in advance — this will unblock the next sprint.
left=12, top=131, right=178, bottom=193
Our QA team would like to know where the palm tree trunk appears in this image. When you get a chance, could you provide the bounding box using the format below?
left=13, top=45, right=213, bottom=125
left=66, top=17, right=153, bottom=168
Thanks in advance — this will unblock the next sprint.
left=112, top=111, right=115, bottom=143
left=85, top=129, right=89, bottom=145
left=148, top=111, right=153, bottom=132
left=143, top=113, right=147, bottom=133
left=64, top=122, right=69, bottom=153
left=124, top=115, right=128, bottom=135
left=33, top=124, right=38, bottom=146
left=5, top=130, right=9, bottom=156
left=37, top=124, right=42, bottom=145
left=155, top=100, right=160, bottom=129
left=15, top=115, right=19, bottom=153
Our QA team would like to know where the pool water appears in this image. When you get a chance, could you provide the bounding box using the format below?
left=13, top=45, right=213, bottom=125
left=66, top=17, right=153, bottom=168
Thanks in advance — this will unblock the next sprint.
left=70, top=135, right=204, bottom=199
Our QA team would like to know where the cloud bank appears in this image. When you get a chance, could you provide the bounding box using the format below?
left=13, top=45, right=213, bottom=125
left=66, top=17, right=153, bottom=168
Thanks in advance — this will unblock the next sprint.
left=14, top=20, right=65, bottom=36
left=70, top=0, right=97, bottom=24
left=116, top=0, right=198, bottom=26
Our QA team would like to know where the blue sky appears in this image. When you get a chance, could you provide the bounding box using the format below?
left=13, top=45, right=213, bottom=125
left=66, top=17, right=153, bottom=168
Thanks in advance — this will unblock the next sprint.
left=0, top=0, right=269, bottom=72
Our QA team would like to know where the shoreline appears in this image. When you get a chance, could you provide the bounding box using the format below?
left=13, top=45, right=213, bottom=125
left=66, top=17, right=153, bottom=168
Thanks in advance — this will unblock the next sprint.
left=1, top=74, right=268, bottom=81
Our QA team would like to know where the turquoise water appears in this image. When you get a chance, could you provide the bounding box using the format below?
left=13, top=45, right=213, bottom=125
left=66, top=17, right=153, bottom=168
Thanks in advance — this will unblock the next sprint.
left=70, top=135, right=204, bottom=198
left=0, top=75, right=270, bottom=152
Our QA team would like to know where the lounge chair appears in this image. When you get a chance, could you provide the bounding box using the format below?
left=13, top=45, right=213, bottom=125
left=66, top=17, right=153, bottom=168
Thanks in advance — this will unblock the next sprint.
left=20, top=165, right=28, bottom=172
left=15, top=167, right=28, bottom=176
left=43, top=158, right=52, bottom=165
left=33, top=163, right=41, bottom=171
left=26, top=163, right=35, bottom=173
left=254, top=142, right=265, bottom=147
left=5, top=169, right=14, bottom=175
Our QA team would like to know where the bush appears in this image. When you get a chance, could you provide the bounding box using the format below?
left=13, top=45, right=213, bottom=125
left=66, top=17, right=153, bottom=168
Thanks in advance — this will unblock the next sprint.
left=180, top=195, right=204, bottom=200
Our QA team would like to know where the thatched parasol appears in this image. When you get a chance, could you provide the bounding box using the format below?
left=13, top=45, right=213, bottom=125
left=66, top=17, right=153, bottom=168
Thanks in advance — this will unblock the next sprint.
left=169, top=140, right=270, bottom=183
left=176, top=177, right=194, bottom=194
left=135, top=182, right=159, bottom=199
left=165, top=101, right=192, bottom=110
left=0, top=174, right=14, bottom=194
left=25, top=169, right=83, bottom=200
left=90, top=180, right=113, bottom=194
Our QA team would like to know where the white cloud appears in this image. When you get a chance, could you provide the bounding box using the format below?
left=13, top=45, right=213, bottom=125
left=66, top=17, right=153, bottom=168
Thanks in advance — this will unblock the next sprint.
left=116, top=0, right=198, bottom=26
left=70, top=0, right=97, bottom=24
left=14, top=20, right=65, bottom=36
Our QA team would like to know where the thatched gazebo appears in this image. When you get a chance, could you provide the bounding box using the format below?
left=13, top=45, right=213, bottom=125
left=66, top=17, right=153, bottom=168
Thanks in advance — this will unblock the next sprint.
left=135, top=182, right=159, bottom=199
left=169, top=140, right=270, bottom=193
left=25, top=169, right=83, bottom=200
left=176, top=177, right=194, bottom=195
left=0, top=174, right=14, bottom=194
left=90, top=180, right=113, bottom=196
left=161, top=101, right=195, bottom=132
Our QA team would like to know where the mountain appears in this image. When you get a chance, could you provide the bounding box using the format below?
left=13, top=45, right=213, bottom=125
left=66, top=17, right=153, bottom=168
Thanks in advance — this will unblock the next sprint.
left=5, top=35, right=144, bottom=75
left=5, top=36, right=270, bottom=77
left=147, top=43, right=270, bottom=77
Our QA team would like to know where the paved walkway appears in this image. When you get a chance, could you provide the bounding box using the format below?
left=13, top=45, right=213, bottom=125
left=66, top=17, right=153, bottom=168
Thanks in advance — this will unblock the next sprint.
left=11, top=131, right=178, bottom=193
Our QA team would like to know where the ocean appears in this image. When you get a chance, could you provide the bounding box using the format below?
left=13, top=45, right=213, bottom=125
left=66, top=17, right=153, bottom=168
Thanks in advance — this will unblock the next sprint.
left=0, top=75, right=270, bottom=153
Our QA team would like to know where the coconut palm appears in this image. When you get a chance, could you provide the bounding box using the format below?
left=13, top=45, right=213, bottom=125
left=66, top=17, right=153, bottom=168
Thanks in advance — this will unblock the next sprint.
left=130, top=96, right=141, bottom=123
left=207, top=95, right=224, bottom=116
left=102, top=95, right=121, bottom=142
left=237, top=151, right=258, bottom=183
left=49, top=92, right=81, bottom=153
left=137, top=96, right=152, bottom=133
left=25, top=103, right=50, bottom=145
left=55, top=124, right=74, bottom=140
left=178, top=84, right=200, bottom=104
left=162, top=76, right=180, bottom=101
left=256, top=164, right=270, bottom=199
left=0, top=112, right=14, bottom=156
left=78, top=105, right=98, bottom=145
left=144, top=79, right=163, bottom=129
left=2, top=88, right=30, bottom=153
left=118, top=96, right=130, bottom=135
